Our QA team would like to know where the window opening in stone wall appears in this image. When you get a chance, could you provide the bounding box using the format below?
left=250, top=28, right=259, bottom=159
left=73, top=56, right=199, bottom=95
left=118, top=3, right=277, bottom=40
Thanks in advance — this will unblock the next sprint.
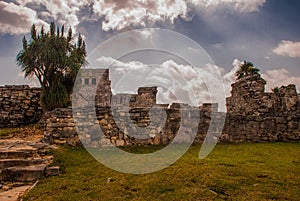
left=84, top=78, right=89, bottom=85
left=91, top=78, right=97, bottom=85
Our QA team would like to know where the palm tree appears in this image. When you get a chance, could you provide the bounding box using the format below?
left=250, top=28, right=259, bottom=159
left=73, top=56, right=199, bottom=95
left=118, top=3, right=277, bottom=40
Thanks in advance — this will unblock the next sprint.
left=236, top=61, right=260, bottom=80
left=17, top=22, right=87, bottom=110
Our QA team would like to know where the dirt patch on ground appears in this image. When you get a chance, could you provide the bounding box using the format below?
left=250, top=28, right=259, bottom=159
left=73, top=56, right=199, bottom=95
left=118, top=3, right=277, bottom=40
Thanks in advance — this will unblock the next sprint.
left=0, top=125, right=44, bottom=142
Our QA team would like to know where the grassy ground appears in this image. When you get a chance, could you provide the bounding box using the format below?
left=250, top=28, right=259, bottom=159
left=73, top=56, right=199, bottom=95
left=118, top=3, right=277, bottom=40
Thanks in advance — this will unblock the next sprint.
left=0, top=125, right=44, bottom=140
left=0, top=127, right=20, bottom=137
left=22, top=142, right=300, bottom=201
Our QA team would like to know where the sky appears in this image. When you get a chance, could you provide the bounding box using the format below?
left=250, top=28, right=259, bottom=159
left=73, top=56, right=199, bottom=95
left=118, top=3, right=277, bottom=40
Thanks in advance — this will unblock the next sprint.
left=0, top=0, right=300, bottom=104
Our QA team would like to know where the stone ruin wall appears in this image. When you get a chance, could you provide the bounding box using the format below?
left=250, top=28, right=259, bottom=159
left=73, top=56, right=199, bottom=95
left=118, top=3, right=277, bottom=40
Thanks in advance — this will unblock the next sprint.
left=44, top=97, right=203, bottom=147
left=43, top=70, right=300, bottom=147
left=0, top=69, right=299, bottom=145
left=0, top=85, right=42, bottom=128
left=223, top=74, right=300, bottom=142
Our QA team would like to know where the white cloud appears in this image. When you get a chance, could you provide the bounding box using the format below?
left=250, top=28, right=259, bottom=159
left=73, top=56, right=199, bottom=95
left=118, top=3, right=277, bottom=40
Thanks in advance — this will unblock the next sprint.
left=16, top=0, right=84, bottom=32
left=0, top=1, right=47, bottom=34
left=0, top=0, right=267, bottom=34
left=93, top=0, right=189, bottom=31
left=97, top=56, right=148, bottom=73
left=223, top=59, right=241, bottom=94
left=273, top=40, right=300, bottom=58
left=262, top=68, right=300, bottom=92
left=190, top=0, right=266, bottom=12
left=96, top=57, right=240, bottom=107
left=94, top=0, right=267, bottom=31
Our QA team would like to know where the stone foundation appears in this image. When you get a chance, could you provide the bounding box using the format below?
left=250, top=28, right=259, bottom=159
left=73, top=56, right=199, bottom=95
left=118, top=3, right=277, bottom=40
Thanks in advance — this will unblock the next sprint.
left=0, top=85, right=42, bottom=128
left=43, top=104, right=299, bottom=147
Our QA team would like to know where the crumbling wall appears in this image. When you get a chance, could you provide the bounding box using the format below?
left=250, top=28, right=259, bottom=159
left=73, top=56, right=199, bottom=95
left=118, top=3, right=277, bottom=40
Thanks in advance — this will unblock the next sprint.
left=0, top=85, right=42, bottom=128
left=43, top=103, right=200, bottom=147
left=95, top=69, right=112, bottom=107
left=43, top=108, right=82, bottom=146
left=223, top=74, right=300, bottom=142
left=43, top=72, right=300, bottom=146
left=227, top=74, right=299, bottom=115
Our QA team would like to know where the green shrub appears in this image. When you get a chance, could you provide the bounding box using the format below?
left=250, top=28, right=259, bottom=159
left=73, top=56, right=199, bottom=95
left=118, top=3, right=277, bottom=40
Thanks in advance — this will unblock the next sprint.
left=42, top=83, right=70, bottom=111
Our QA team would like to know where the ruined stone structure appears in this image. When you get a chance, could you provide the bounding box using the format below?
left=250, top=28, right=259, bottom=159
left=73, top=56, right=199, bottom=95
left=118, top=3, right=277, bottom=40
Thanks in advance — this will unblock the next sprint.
left=222, top=74, right=300, bottom=142
left=0, top=69, right=299, bottom=145
left=79, top=69, right=112, bottom=108
left=227, top=74, right=299, bottom=115
left=0, top=85, right=42, bottom=128
left=42, top=70, right=300, bottom=146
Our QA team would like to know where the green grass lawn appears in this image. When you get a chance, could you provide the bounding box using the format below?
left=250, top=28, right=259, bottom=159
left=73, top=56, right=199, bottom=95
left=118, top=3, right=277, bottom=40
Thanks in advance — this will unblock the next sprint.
left=23, top=142, right=300, bottom=201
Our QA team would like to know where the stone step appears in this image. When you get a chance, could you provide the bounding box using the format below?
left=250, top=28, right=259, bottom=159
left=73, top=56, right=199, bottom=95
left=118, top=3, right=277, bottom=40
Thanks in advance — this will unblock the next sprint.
left=0, top=149, right=38, bottom=159
left=0, top=184, right=33, bottom=201
left=0, top=156, right=53, bottom=169
left=0, top=139, right=27, bottom=146
left=0, top=140, right=50, bottom=150
left=0, top=139, right=59, bottom=184
left=0, top=164, right=47, bottom=182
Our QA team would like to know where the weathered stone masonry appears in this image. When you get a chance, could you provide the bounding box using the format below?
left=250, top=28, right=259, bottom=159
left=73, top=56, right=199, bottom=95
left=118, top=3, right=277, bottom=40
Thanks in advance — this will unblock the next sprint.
left=42, top=70, right=300, bottom=146
left=223, top=74, right=300, bottom=142
left=0, top=69, right=299, bottom=145
left=0, top=85, right=42, bottom=128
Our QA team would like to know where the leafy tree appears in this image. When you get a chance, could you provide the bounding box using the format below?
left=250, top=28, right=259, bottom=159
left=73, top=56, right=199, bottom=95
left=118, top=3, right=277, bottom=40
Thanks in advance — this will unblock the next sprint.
left=17, top=22, right=87, bottom=110
left=236, top=61, right=260, bottom=80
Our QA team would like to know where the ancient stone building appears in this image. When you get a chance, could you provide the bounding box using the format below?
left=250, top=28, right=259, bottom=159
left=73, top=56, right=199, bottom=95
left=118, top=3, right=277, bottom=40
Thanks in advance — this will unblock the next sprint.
left=223, top=74, right=300, bottom=142
left=42, top=70, right=300, bottom=146
left=75, top=68, right=112, bottom=107
left=1, top=69, right=299, bottom=145
left=226, top=74, right=299, bottom=116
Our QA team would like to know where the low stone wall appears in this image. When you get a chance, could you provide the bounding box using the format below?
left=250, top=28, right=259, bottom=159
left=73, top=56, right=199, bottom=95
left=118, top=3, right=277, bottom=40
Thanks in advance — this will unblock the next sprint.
left=0, top=85, right=42, bottom=128
left=43, top=108, right=80, bottom=146
left=221, top=113, right=300, bottom=142
left=43, top=104, right=300, bottom=147
left=43, top=104, right=200, bottom=147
